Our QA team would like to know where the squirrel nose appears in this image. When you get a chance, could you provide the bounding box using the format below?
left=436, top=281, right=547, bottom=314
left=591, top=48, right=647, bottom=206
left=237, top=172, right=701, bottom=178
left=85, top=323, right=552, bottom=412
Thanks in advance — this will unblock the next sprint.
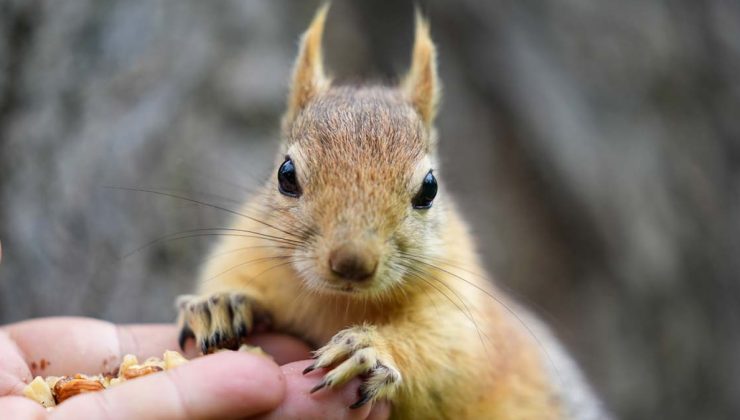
left=329, top=245, right=378, bottom=282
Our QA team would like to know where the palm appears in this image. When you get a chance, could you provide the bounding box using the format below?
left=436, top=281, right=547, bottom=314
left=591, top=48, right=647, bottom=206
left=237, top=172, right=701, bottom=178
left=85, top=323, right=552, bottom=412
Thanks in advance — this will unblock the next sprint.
left=0, top=317, right=387, bottom=419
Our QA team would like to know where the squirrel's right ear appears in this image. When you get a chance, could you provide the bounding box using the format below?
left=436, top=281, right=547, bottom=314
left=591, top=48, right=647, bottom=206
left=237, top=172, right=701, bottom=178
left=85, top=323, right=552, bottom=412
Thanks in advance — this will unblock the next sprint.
left=285, top=4, right=331, bottom=124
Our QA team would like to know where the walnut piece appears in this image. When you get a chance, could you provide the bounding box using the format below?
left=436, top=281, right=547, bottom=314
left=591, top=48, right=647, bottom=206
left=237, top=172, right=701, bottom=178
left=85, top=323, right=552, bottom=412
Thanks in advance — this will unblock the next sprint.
left=163, top=350, right=188, bottom=369
left=23, top=346, right=268, bottom=407
left=23, top=376, right=55, bottom=408
left=121, top=364, right=164, bottom=380
left=53, top=376, right=105, bottom=404
left=22, top=349, right=191, bottom=408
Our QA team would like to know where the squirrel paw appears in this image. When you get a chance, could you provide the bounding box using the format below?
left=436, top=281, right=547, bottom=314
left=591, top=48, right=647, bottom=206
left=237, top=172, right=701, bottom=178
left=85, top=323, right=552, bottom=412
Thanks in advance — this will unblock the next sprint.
left=303, top=325, right=402, bottom=409
left=176, top=293, right=269, bottom=354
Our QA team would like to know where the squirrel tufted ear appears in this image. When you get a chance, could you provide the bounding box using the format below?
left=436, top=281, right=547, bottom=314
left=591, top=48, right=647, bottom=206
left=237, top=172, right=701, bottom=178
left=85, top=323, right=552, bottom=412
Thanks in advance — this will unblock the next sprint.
left=401, top=11, right=441, bottom=127
left=286, top=4, right=331, bottom=123
left=401, top=9, right=441, bottom=126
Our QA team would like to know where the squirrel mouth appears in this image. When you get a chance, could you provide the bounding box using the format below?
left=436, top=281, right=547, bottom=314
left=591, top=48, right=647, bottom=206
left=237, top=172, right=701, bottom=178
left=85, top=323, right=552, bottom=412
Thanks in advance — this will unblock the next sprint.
left=321, top=283, right=362, bottom=295
left=336, top=284, right=358, bottom=293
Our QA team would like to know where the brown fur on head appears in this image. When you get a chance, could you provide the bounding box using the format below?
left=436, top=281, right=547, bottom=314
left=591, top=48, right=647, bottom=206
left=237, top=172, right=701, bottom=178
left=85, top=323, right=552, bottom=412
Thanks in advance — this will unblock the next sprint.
left=269, top=5, right=445, bottom=299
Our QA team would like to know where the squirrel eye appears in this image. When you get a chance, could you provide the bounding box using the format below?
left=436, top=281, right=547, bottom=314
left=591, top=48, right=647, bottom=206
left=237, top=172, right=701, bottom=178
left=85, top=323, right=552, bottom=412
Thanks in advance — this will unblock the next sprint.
left=278, top=157, right=301, bottom=197
left=412, top=170, right=437, bottom=209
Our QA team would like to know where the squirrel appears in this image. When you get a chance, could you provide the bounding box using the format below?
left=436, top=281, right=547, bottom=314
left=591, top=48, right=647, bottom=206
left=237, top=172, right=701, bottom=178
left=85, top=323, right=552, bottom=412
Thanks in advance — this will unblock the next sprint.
left=176, top=5, right=609, bottom=419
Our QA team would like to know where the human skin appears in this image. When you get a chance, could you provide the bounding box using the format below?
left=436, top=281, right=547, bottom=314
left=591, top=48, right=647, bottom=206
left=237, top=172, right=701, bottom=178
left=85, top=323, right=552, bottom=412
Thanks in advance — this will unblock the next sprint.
left=0, top=317, right=390, bottom=419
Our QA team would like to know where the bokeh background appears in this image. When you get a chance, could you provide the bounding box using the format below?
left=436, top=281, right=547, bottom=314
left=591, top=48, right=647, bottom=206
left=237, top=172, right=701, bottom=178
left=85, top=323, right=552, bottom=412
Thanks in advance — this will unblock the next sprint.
left=1, top=1, right=738, bottom=418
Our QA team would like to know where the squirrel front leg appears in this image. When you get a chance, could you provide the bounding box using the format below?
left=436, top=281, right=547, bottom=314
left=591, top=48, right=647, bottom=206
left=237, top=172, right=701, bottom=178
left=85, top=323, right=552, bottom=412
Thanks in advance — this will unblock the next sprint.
left=302, top=324, right=403, bottom=409
left=176, top=292, right=272, bottom=354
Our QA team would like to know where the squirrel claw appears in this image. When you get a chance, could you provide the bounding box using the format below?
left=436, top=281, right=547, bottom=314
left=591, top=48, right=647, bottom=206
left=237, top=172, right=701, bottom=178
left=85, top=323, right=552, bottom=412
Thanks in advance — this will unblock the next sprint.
left=308, top=326, right=401, bottom=408
left=303, top=364, right=317, bottom=375
left=349, top=387, right=373, bottom=409
left=310, top=379, right=328, bottom=394
left=177, top=325, right=195, bottom=351
left=175, top=292, right=267, bottom=354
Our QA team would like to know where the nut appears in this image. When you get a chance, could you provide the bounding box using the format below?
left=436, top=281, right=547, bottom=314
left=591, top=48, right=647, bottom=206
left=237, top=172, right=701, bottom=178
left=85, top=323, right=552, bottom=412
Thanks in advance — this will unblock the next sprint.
left=108, top=376, right=124, bottom=388
left=53, top=376, right=105, bottom=404
left=144, top=357, right=166, bottom=370
left=238, top=343, right=271, bottom=359
left=23, top=376, right=55, bottom=408
left=44, top=376, right=62, bottom=390
left=164, top=350, right=188, bottom=370
left=24, top=350, right=190, bottom=406
left=119, top=354, right=139, bottom=373
left=121, top=364, right=163, bottom=380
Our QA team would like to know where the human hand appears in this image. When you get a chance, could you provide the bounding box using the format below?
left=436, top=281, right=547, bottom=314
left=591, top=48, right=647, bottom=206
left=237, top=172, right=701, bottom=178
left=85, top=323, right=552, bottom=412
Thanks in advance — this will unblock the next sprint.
left=0, top=317, right=389, bottom=419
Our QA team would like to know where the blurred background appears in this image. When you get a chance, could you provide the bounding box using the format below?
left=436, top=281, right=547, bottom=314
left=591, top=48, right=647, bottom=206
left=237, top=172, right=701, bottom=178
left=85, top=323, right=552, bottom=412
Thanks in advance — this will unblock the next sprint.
left=1, top=0, right=738, bottom=418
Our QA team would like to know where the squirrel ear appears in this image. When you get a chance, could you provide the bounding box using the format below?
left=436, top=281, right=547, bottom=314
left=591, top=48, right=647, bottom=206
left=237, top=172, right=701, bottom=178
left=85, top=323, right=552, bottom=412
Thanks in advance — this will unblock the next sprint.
left=401, top=11, right=441, bottom=127
left=286, top=4, right=331, bottom=123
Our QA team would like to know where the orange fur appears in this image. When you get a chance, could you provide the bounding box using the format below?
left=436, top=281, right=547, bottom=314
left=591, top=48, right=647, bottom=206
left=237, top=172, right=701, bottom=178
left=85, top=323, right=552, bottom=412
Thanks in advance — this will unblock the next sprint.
left=179, top=6, right=606, bottom=419
left=284, top=4, right=332, bottom=126
left=401, top=11, right=441, bottom=127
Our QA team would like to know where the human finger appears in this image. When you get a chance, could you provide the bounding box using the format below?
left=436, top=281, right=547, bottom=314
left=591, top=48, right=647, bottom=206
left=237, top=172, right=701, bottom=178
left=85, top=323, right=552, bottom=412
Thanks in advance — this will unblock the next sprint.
left=116, top=325, right=311, bottom=365
left=3, top=317, right=145, bottom=378
left=0, top=395, right=46, bottom=419
left=0, top=329, right=33, bottom=397
left=254, top=360, right=390, bottom=420
left=3, top=318, right=311, bottom=379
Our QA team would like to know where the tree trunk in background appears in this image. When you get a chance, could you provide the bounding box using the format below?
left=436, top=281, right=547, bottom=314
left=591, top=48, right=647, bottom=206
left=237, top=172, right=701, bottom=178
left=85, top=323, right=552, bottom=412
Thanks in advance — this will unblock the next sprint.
left=0, top=1, right=738, bottom=418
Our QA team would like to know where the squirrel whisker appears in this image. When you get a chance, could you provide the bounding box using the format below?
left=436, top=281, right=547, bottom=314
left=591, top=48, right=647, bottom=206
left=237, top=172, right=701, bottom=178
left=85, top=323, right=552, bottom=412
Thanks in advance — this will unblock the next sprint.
left=202, top=244, right=300, bottom=264
left=203, top=254, right=300, bottom=284
left=121, top=230, right=302, bottom=261
left=104, top=186, right=305, bottom=241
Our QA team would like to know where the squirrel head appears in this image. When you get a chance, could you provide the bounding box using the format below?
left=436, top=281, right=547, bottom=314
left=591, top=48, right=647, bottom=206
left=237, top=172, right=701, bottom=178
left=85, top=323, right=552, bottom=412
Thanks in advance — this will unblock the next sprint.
left=265, top=5, right=444, bottom=298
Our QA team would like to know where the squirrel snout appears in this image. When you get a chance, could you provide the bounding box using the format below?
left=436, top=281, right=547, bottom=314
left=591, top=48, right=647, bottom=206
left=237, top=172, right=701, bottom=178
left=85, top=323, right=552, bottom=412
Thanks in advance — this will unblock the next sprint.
left=329, top=244, right=378, bottom=282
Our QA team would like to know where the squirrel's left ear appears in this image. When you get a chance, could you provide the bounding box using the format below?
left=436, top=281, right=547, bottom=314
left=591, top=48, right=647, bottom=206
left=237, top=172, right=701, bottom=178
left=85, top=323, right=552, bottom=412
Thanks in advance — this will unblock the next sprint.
left=285, top=4, right=331, bottom=124
left=401, top=11, right=441, bottom=127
